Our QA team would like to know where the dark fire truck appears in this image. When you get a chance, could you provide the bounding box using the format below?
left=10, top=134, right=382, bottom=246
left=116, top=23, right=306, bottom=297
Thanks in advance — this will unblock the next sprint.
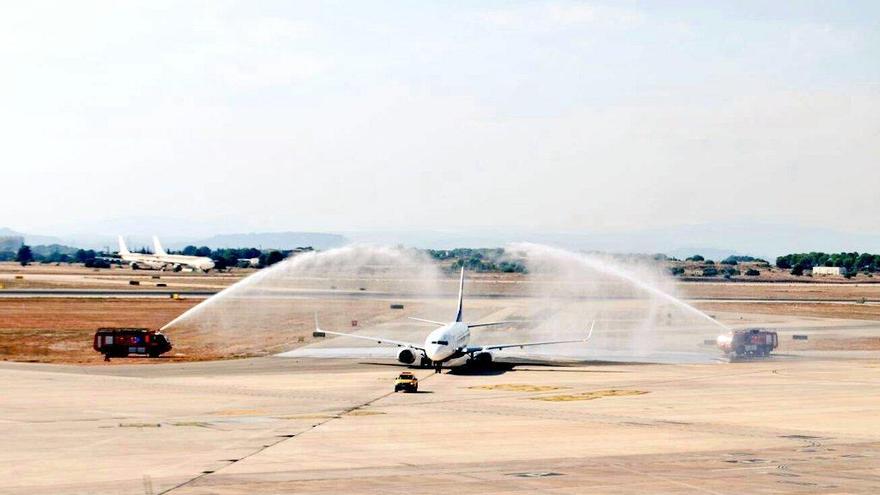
left=93, top=328, right=172, bottom=360
left=717, top=328, right=778, bottom=358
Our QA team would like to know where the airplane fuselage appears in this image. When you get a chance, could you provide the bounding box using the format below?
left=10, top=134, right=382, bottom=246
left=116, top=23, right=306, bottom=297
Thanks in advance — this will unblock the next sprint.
left=121, top=252, right=215, bottom=272
left=313, top=267, right=593, bottom=371
left=424, top=322, right=470, bottom=362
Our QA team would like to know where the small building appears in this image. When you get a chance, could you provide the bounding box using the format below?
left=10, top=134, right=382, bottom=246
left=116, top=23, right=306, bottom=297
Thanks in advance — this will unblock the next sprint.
left=812, top=266, right=847, bottom=276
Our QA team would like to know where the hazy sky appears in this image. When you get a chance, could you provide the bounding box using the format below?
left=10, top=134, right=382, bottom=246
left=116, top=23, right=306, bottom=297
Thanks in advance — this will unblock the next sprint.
left=2, top=1, right=878, bottom=235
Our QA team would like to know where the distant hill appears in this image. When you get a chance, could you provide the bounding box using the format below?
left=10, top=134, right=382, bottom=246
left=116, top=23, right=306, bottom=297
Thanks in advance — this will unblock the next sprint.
left=0, top=235, right=23, bottom=253
left=5, top=222, right=880, bottom=259
left=0, top=228, right=81, bottom=258
left=0, top=229, right=348, bottom=252
left=30, top=244, right=81, bottom=257
left=0, top=227, right=63, bottom=247
left=186, top=232, right=347, bottom=250
left=346, top=223, right=880, bottom=260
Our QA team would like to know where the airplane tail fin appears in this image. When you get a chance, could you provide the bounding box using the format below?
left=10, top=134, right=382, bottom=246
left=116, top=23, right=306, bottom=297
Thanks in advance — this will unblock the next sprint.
left=455, top=266, right=464, bottom=322
left=117, top=235, right=130, bottom=255
left=152, top=236, right=167, bottom=256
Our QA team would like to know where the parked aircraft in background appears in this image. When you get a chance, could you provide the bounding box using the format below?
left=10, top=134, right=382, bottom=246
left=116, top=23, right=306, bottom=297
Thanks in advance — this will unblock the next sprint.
left=116, top=235, right=215, bottom=272
left=314, top=267, right=594, bottom=372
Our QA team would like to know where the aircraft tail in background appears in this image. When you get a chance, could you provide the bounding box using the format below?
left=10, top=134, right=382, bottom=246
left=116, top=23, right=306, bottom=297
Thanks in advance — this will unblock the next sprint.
left=152, top=236, right=167, bottom=256
left=117, top=235, right=130, bottom=255
left=455, top=266, right=464, bottom=322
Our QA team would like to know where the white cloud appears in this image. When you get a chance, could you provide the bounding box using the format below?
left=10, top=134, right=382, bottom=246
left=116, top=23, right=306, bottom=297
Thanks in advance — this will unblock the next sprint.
left=0, top=1, right=878, bottom=236
left=477, top=1, right=645, bottom=32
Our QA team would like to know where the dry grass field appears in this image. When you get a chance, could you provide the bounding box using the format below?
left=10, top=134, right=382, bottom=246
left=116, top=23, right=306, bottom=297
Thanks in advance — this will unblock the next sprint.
left=2, top=262, right=879, bottom=364
left=0, top=298, right=202, bottom=363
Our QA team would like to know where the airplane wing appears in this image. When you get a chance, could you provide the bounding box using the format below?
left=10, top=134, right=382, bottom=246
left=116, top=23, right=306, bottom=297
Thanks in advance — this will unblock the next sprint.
left=407, top=316, right=446, bottom=326
left=313, top=314, right=424, bottom=350
left=464, top=321, right=595, bottom=353
left=468, top=320, right=527, bottom=328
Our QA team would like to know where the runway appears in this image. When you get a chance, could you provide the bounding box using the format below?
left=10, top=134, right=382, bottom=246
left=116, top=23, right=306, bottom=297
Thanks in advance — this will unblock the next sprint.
left=2, top=352, right=879, bottom=494
left=1, top=287, right=879, bottom=305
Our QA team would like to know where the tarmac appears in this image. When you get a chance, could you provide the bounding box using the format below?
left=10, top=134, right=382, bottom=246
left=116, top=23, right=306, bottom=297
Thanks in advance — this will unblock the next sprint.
left=3, top=350, right=879, bottom=494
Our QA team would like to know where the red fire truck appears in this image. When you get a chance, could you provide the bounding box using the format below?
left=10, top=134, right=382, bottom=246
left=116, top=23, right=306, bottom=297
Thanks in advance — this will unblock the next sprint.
left=93, top=328, right=172, bottom=360
left=717, top=328, right=778, bottom=358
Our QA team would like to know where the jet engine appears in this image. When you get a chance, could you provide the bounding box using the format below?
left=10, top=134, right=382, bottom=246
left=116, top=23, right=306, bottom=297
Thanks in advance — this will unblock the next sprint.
left=397, top=348, right=417, bottom=365
left=469, top=352, right=493, bottom=368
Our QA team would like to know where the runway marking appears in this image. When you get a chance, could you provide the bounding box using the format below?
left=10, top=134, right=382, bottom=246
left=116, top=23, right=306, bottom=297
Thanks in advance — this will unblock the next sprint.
left=468, top=384, right=567, bottom=392
left=273, top=414, right=339, bottom=420
left=609, top=462, right=728, bottom=495
left=712, top=465, right=776, bottom=472
left=346, top=410, right=385, bottom=416
left=531, top=389, right=648, bottom=402
left=169, top=421, right=212, bottom=428
left=213, top=408, right=265, bottom=416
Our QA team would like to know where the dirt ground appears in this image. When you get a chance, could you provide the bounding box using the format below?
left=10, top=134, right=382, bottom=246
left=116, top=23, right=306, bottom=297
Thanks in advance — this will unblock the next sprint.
left=680, top=282, right=880, bottom=301
left=2, top=296, right=878, bottom=364
left=0, top=298, right=201, bottom=364
left=0, top=296, right=420, bottom=364
left=695, top=300, right=880, bottom=321
left=2, top=263, right=879, bottom=364
left=5, top=262, right=880, bottom=295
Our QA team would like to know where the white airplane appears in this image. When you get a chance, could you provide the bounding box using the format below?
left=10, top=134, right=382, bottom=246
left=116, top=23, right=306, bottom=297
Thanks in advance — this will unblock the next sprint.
left=314, top=267, right=594, bottom=372
left=117, top=235, right=215, bottom=272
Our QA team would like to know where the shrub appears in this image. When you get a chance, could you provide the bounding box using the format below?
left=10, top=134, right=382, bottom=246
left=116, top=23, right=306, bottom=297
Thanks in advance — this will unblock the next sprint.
left=15, top=245, right=33, bottom=266
left=702, top=267, right=718, bottom=277
left=259, top=250, right=286, bottom=267
left=84, top=258, right=111, bottom=269
left=745, top=269, right=760, bottom=276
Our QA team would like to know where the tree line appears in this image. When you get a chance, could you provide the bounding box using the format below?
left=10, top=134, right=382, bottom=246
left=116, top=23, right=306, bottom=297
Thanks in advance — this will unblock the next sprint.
left=776, top=252, right=879, bottom=276
left=2, top=244, right=307, bottom=269
left=427, top=248, right=527, bottom=273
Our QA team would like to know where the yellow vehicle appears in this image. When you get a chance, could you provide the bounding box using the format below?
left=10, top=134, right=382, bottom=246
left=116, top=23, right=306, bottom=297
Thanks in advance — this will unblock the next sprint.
left=394, top=372, right=418, bottom=393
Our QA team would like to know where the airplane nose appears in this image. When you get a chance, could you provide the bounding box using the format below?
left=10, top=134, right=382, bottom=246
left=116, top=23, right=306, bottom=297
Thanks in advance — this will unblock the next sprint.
left=425, top=346, right=438, bottom=361
left=425, top=345, right=449, bottom=362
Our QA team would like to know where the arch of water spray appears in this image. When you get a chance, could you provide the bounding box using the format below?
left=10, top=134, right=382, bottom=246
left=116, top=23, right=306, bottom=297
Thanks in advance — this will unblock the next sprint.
left=161, top=243, right=727, bottom=363
left=507, top=243, right=729, bottom=332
